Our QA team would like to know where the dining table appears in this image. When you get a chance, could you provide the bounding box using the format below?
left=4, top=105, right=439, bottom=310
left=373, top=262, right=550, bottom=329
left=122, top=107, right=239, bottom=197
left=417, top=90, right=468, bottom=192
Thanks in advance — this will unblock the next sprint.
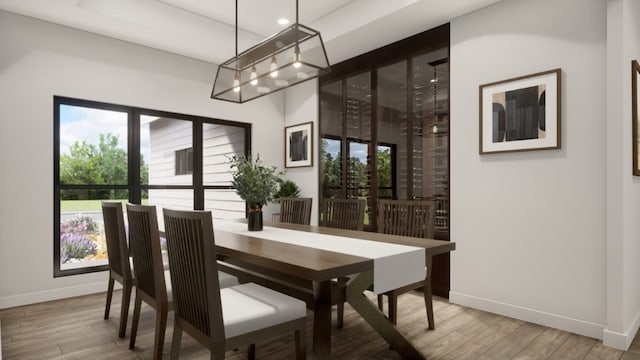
left=211, top=219, right=456, bottom=360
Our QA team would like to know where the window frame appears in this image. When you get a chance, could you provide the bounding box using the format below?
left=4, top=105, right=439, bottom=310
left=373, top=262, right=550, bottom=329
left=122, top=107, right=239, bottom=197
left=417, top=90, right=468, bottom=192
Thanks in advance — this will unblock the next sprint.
left=54, top=96, right=251, bottom=277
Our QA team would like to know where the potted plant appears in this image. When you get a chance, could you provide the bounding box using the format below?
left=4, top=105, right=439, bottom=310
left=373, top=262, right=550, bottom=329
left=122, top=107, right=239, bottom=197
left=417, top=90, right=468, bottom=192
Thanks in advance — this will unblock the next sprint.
left=229, top=154, right=283, bottom=231
left=274, top=179, right=301, bottom=202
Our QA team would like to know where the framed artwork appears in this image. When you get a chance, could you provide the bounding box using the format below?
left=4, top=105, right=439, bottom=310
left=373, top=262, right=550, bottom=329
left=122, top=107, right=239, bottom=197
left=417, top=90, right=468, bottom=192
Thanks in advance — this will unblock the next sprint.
left=479, top=68, right=561, bottom=154
left=633, top=60, right=640, bottom=176
left=285, top=121, right=313, bottom=168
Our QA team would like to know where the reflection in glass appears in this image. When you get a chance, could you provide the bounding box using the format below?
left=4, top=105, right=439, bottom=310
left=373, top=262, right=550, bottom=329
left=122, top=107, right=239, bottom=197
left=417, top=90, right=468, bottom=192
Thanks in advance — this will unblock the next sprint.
left=377, top=61, right=407, bottom=199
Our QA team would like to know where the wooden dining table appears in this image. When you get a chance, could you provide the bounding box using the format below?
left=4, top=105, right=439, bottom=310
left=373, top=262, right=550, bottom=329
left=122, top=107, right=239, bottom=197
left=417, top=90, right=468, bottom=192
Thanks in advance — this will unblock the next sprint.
left=211, top=219, right=456, bottom=360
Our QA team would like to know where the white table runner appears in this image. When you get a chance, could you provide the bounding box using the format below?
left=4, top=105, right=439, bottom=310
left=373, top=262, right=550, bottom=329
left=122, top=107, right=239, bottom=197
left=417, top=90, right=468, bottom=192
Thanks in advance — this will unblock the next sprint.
left=214, top=220, right=425, bottom=294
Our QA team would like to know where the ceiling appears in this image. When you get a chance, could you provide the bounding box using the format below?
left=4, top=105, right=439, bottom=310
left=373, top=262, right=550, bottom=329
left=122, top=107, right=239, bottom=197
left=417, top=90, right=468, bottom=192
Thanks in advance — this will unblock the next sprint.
left=0, top=0, right=502, bottom=65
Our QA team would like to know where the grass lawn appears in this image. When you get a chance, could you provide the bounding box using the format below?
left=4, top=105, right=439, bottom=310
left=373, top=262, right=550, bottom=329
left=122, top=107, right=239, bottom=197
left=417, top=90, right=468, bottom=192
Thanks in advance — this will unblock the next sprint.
left=60, top=199, right=148, bottom=212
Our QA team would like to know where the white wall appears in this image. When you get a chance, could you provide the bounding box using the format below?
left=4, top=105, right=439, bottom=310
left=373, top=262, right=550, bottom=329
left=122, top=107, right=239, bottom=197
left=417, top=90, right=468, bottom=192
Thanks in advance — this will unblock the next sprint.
left=604, top=0, right=640, bottom=349
left=0, top=10, right=285, bottom=308
left=450, top=0, right=609, bottom=342
left=283, top=81, right=320, bottom=225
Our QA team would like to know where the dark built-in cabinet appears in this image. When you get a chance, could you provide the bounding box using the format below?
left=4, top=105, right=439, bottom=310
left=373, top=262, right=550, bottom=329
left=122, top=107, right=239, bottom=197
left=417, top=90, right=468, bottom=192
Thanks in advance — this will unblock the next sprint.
left=319, top=24, right=451, bottom=295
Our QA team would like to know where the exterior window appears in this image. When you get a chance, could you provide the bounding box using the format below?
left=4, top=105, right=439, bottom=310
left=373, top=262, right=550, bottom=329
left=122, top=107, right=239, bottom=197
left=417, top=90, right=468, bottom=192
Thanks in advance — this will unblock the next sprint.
left=175, top=147, right=193, bottom=175
left=54, top=96, right=250, bottom=277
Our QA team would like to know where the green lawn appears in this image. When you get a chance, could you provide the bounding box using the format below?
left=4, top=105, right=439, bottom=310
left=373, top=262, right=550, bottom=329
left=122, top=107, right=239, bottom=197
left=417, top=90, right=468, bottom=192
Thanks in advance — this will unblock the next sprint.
left=60, top=199, right=148, bottom=212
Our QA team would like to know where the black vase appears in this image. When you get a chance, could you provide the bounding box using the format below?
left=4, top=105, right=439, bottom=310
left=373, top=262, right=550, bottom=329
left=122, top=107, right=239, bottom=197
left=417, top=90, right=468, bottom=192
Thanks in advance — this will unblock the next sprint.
left=248, top=207, right=263, bottom=231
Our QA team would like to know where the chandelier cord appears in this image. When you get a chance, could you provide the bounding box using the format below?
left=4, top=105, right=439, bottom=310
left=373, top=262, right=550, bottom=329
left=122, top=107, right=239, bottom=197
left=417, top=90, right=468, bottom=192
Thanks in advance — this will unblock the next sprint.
left=235, top=0, right=238, bottom=57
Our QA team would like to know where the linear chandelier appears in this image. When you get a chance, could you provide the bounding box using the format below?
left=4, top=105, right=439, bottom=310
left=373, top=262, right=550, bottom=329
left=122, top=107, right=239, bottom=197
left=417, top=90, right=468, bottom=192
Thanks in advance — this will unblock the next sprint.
left=211, top=0, right=331, bottom=103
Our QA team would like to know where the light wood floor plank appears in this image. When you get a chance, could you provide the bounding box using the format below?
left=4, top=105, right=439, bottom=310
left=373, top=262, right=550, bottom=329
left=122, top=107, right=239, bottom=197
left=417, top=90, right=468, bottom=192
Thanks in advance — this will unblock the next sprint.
left=2, top=290, right=640, bottom=359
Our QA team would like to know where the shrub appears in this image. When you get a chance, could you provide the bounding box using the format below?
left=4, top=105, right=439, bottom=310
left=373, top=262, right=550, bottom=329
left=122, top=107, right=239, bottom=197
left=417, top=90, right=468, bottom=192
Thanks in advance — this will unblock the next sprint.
left=61, top=233, right=98, bottom=263
left=61, top=214, right=99, bottom=235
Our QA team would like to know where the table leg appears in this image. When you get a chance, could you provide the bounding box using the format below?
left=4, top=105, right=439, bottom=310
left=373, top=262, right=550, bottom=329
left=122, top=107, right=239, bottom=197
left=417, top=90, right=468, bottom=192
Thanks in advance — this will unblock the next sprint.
left=346, top=271, right=426, bottom=360
left=312, top=280, right=333, bottom=360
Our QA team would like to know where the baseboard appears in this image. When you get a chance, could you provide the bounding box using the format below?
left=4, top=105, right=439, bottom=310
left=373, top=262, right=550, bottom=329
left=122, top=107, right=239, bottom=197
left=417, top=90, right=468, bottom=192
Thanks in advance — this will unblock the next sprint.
left=603, top=309, right=640, bottom=350
left=0, top=282, right=113, bottom=309
left=449, top=291, right=605, bottom=341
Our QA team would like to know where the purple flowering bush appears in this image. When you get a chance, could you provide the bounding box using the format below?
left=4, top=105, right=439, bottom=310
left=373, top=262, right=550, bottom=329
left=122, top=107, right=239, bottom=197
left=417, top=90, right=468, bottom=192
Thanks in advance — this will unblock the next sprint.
left=60, top=233, right=98, bottom=264
left=60, top=214, right=103, bottom=264
left=60, top=214, right=98, bottom=234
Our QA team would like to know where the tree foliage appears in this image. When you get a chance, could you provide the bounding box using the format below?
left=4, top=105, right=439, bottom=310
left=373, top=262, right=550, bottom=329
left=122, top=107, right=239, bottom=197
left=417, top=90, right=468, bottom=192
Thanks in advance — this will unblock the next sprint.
left=321, top=139, right=394, bottom=198
left=60, top=133, right=148, bottom=200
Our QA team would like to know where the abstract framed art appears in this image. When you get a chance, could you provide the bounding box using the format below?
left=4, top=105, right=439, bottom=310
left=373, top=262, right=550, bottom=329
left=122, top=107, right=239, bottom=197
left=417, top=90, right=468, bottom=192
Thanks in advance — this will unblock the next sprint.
left=285, top=121, right=313, bottom=168
left=479, top=68, right=561, bottom=154
left=632, top=60, right=640, bottom=176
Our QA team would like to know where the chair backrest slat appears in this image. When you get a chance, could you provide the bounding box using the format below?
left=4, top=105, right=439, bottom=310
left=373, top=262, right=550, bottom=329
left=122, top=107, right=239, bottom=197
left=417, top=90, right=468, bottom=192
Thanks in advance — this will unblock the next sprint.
left=163, top=209, right=224, bottom=345
left=377, top=199, right=435, bottom=239
left=102, top=202, right=132, bottom=282
left=127, top=204, right=166, bottom=303
left=320, top=198, right=366, bottom=231
left=279, top=197, right=312, bottom=225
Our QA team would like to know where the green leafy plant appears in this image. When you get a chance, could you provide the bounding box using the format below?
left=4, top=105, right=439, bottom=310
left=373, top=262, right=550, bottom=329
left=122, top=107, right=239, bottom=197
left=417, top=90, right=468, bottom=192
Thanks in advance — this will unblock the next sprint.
left=275, top=179, right=301, bottom=202
left=229, top=155, right=284, bottom=209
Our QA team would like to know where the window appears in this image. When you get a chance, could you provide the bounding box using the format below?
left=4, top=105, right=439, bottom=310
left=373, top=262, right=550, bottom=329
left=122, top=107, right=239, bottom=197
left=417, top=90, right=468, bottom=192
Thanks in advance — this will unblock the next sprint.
left=54, top=96, right=250, bottom=277
left=175, top=147, right=193, bottom=175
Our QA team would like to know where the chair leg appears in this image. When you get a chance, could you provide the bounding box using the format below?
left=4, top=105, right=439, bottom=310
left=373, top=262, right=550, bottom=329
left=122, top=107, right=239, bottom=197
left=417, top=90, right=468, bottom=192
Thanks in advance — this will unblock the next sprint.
left=388, top=293, right=398, bottom=325
left=337, top=301, right=344, bottom=329
left=170, top=326, right=183, bottom=360
left=152, top=306, right=169, bottom=360
left=295, top=324, right=306, bottom=360
left=425, top=256, right=435, bottom=330
left=104, top=277, right=115, bottom=320
left=118, top=283, right=133, bottom=338
left=248, top=344, right=256, bottom=360
left=129, top=296, right=142, bottom=349
left=377, top=294, right=384, bottom=312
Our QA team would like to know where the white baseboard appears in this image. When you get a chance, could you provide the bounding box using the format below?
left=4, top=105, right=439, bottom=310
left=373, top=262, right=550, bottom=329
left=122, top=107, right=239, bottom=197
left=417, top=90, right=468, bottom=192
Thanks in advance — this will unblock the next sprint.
left=603, top=309, right=640, bottom=350
left=0, top=282, right=113, bottom=309
left=449, top=291, right=605, bottom=341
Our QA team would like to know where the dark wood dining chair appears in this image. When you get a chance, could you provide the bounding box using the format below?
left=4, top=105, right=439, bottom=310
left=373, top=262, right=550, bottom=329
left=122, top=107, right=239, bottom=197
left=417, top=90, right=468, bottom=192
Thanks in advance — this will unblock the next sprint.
left=101, top=201, right=134, bottom=338
left=126, top=204, right=172, bottom=359
left=163, top=208, right=307, bottom=360
left=279, top=197, right=312, bottom=225
left=319, top=198, right=366, bottom=231
left=319, top=198, right=366, bottom=328
left=376, top=199, right=436, bottom=328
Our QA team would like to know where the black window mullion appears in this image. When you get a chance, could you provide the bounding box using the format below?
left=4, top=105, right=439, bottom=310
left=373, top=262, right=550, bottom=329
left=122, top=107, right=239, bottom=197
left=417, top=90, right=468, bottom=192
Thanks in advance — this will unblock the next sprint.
left=130, top=109, right=141, bottom=204
left=193, top=120, right=204, bottom=210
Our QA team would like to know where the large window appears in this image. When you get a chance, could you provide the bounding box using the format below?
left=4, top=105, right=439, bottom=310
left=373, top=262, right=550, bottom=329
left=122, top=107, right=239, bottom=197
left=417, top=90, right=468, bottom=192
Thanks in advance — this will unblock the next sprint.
left=54, top=97, right=250, bottom=277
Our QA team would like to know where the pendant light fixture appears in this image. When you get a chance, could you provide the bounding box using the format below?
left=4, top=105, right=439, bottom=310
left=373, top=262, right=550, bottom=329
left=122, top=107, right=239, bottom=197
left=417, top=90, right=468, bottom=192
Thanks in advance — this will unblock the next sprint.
left=211, top=0, right=331, bottom=103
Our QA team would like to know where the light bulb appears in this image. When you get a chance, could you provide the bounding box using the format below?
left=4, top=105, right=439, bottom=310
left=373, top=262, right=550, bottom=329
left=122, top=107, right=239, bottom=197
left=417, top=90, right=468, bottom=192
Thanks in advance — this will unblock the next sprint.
left=293, top=46, right=301, bottom=68
left=270, top=57, right=278, bottom=78
left=232, top=77, right=240, bottom=92
left=250, top=65, right=258, bottom=86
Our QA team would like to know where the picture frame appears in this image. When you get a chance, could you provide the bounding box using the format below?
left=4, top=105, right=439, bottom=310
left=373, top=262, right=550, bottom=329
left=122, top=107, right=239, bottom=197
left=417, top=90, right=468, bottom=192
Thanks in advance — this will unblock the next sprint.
left=479, top=68, right=561, bottom=154
left=633, top=60, right=640, bottom=176
left=285, top=121, right=313, bottom=168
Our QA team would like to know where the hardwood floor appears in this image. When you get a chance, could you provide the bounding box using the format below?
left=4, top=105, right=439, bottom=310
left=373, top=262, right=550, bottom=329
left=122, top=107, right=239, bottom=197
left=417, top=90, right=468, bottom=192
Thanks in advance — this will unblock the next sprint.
left=1, top=290, right=640, bottom=359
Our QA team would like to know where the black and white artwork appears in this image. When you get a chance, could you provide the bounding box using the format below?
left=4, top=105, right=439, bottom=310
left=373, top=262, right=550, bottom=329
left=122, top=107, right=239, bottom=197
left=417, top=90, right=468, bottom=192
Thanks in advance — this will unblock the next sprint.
left=480, top=69, right=561, bottom=154
left=285, top=122, right=313, bottom=168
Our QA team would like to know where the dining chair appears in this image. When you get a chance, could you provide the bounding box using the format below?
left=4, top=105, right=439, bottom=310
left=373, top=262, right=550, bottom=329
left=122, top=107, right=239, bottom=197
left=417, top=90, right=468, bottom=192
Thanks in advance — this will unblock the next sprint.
left=319, top=198, right=366, bottom=329
left=278, top=197, right=312, bottom=225
left=376, top=199, right=436, bottom=328
left=101, top=201, right=134, bottom=338
left=319, top=198, right=366, bottom=231
left=127, top=204, right=239, bottom=359
left=163, top=208, right=307, bottom=360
